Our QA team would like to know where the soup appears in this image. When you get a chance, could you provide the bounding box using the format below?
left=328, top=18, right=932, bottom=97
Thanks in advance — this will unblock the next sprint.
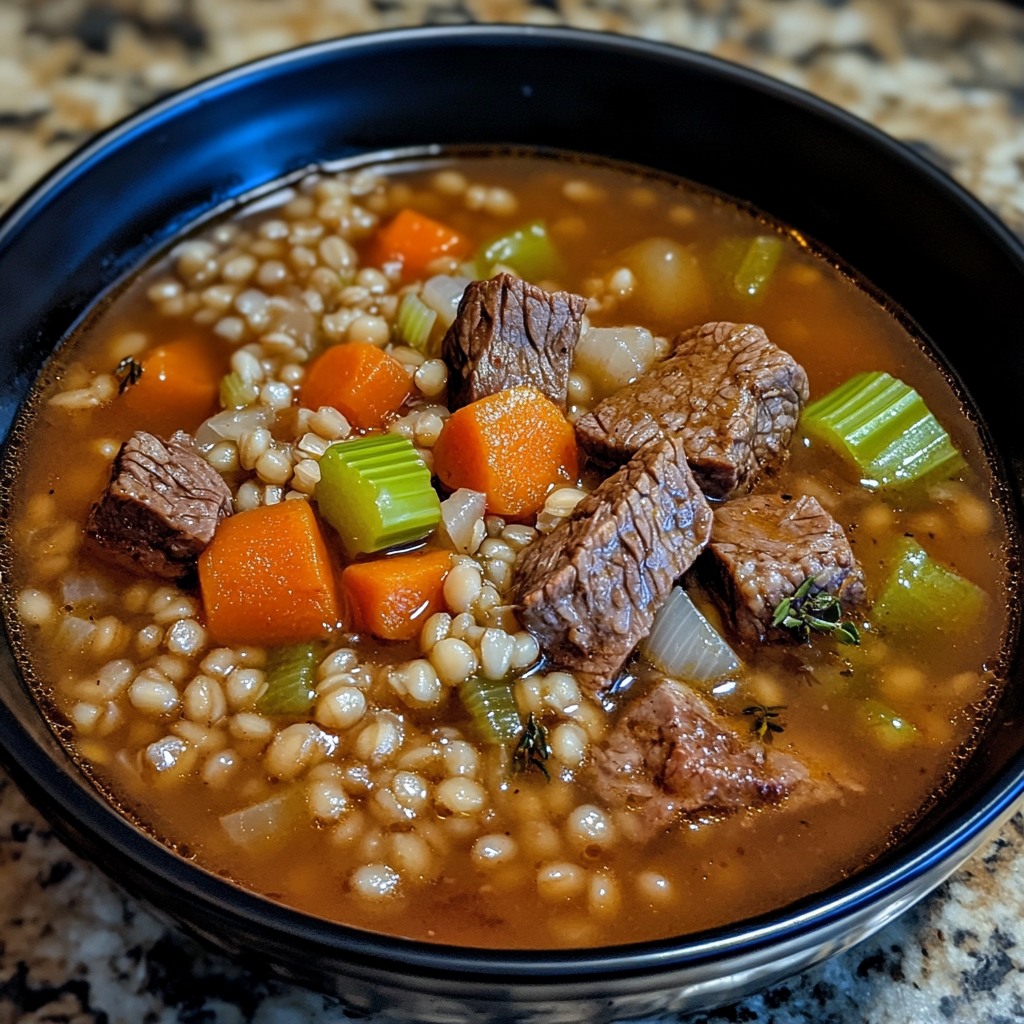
left=2, top=152, right=1011, bottom=949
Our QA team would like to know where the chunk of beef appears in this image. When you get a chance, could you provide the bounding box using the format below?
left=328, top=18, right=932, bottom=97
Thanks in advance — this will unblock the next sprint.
left=590, top=675, right=810, bottom=841
left=511, top=435, right=713, bottom=691
left=442, top=272, right=586, bottom=411
left=701, top=493, right=865, bottom=643
left=86, top=430, right=233, bottom=581
left=574, top=321, right=809, bottom=499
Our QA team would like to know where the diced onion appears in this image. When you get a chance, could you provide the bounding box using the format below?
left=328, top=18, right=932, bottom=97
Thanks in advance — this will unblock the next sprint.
left=61, top=574, right=110, bottom=608
left=440, top=488, right=487, bottom=553
left=573, top=325, right=664, bottom=398
left=220, top=787, right=305, bottom=848
left=57, top=615, right=97, bottom=651
left=617, top=237, right=709, bottom=324
left=535, top=486, right=587, bottom=535
left=640, top=586, right=740, bottom=683
left=421, top=274, right=472, bottom=328
left=195, top=406, right=275, bottom=450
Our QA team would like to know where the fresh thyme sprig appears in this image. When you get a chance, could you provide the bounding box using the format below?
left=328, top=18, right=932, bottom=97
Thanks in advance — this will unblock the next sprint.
left=743, top=703, right=787, bottom=743
left=114, top=356, right=144, bottom=393
left=771, top=576, right=860, bottom=646
left=512, top=712, right=552, bottom=780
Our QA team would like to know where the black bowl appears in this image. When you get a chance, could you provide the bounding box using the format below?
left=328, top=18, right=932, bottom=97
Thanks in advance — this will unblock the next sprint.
left=2, top=25, right=1023, bottom=1023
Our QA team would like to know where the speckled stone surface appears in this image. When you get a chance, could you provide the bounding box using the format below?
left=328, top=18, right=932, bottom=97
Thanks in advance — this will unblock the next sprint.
left=2, top=2, right=1024, bottom=1022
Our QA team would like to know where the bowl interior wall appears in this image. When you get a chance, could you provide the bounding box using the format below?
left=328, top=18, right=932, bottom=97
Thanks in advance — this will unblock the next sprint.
left=2, top=26, right=1024, bottom=985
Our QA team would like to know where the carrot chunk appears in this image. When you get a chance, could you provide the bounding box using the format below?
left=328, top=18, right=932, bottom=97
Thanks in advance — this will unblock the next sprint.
left=121, top=336, right=223, bottom=433
left=198, top=500, right=340, bottom=646
left=365, top=208, right=471, bottom=281
left=340, top=549, right=452, bottom=642
left=432, top=385, right=578, bottom=519
left=300, top=342, right=411, bottom=430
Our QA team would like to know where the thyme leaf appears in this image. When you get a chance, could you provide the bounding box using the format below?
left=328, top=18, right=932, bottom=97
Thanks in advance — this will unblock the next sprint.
left=743, top=703, right=787, bottom=743
left=114, top=356, right=144, bottom=393
left=512, top=712, right=552, bottom=780
left=771, top=576, right=860, bottom=646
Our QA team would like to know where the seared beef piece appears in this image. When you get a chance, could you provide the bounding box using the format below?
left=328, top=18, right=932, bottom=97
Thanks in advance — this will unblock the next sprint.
left=702, top=493, right=865, bottom=643
left=574, top=321, right=809, bottom=499
left=590, top=675, right=809, bottom=841
left=443, top=272, right=587, bottom=411
left=511, top=435, right=713, bottom=691
left=86, top=430, right=233, bottom=581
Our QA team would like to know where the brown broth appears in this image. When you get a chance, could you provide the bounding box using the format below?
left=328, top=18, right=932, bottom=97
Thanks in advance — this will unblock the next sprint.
left=3, top=151, right=1012, bottom=948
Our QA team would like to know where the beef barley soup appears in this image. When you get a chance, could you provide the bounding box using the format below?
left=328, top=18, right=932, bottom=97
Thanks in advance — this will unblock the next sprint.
left=2, top=152, right=1012, bottom=949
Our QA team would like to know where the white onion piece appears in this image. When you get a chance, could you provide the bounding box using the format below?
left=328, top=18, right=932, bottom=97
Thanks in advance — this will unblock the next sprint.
left=195, top=406, right=274, bottom=450
left=421, top=274, right=472, bottom=328
left=267, top=295, right=315, bottom=345
left=57, top=615, right=97, bottom=651
left=573, top=325, right=663, bottom=398
left=61, top=573, right=110, bottom=608
left=220, top=788, right=303, bottom=848
left=535, top=486, right=588, bottom=535
left=640, top=586, right=740, bottom=683
left=617, top=237, right=709, bottom=323
left=439, top=488, right=487, bottom=553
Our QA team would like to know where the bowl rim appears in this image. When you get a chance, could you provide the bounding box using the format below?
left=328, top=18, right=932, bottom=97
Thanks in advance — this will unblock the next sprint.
left=2, top=20, right=1024, bottom=989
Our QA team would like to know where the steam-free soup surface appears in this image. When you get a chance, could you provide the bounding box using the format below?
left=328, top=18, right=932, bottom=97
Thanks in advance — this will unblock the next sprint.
left=5, top=153, right=1010, bottom=948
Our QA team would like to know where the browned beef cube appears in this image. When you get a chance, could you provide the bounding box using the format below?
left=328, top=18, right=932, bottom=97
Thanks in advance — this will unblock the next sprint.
left=574, top=321, right=809, bottom=499
left=590, top=675, right=810, bottom=841
left=702, top=493, right=865, bottom=643
left=86, top=430, right=233, bottom=581
left=511, top=435, right=713, bottom=691
left=443, top=272, right=586, bottom=411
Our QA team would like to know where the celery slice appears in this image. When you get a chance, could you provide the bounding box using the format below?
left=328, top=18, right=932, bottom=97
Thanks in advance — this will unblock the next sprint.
left=458, top=676, right=522, bottom=744
left=732, top=234, right=783, bottom=298
left=257, top=642, right=318, bottom=715
left=394, top=292, right=438, bottom=353
left=219, top=370, right=259, bottom=409
left=476, top=220, right=562, bottom=282
left=714, top=234, right=783, bottom=301
left=315, top=435, right=441, bottom=556
left=871, top=536, right=985, bottom=637
left=801, top=371, right=965, bottom=492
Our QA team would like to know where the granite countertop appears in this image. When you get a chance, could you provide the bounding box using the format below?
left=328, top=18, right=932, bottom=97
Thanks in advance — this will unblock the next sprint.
left=2, top=1, right=1024, bottom=1022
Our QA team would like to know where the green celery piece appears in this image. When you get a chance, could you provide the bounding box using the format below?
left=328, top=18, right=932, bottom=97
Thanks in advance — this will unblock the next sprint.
left=257, top=642, right=318, bottom=715
left=315, top=434, right=441, bottom=557
left=871, top=536, right=985, bottom=638
left=732, top=234, right=783, bottom=299
left=858, top=698, right=920, bottom=749
left=801, top=371, right=965, bottom=492
left=394, top=291, right=438, bottom=353
left=712, top=236, right=747, bottom=282
left=476, top=219, right=562, bottom=282
left=458, top=676, right=522, bottom=744
left=219, top=370, right=259, bottom=409
left=714, top=234, right=783, bottom=301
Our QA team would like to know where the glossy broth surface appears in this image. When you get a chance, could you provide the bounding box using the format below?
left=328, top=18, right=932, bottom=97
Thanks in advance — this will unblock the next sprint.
left=4, top=152, right=1011, bottom=948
